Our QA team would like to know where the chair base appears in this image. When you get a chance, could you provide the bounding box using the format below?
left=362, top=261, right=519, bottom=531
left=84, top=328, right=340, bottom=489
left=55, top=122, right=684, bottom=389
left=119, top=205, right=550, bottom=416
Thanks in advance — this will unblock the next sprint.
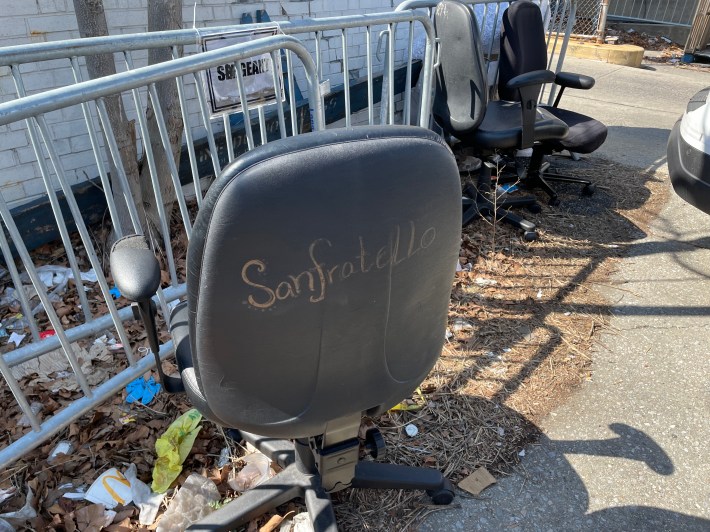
left=520, top=149, right=596, bottom=206
left=462, top=162, right=539, bottom=241
left=188, top=460, right=338, bottom=532
left=188, top=431, right=455, bottom=532
left=524, top=172, right=595, bottom=206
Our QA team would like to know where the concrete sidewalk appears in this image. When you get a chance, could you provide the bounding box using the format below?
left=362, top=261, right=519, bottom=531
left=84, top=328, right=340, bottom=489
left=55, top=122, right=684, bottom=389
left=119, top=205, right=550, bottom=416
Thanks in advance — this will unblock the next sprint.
left=421, top=59, right=710, bottom=531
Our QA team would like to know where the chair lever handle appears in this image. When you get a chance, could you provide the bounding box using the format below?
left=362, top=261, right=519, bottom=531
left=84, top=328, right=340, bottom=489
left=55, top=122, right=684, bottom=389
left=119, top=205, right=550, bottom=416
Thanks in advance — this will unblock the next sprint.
left=133, top=300, right=185, bottom=394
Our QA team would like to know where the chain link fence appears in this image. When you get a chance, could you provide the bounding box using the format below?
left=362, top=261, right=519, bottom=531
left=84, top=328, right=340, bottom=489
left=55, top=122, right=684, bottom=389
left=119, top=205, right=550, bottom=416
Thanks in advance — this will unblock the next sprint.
left=570, top=0, right=603, bottom=37
left=569, top=0, right=700, bottom=41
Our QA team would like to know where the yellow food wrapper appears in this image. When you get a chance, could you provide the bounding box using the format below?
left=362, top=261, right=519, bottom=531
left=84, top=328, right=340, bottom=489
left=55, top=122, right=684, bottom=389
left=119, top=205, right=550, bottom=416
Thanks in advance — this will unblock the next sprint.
left=151, top=408, right=203, bottom=493
left=389, top=387, right=425, bottom=412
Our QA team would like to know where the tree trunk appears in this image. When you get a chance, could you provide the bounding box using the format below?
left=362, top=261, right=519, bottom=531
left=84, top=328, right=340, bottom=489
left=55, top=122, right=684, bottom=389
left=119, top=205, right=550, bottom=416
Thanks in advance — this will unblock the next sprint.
left=139, top=0, right=183, bottom=238
left=72, top=0, right=143, bottom=237
left=72, top=0, right=184, bottom=243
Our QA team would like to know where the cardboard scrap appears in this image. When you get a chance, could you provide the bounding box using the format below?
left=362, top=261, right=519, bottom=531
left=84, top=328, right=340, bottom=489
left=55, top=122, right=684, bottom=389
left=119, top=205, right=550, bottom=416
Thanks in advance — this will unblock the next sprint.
left=457, top=467, right=496, bottom=496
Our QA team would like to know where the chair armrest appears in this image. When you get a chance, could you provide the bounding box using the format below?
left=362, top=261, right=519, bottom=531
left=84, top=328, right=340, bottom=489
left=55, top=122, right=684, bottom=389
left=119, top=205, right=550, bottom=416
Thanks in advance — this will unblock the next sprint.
left=109, top=234, right=161, bottom=302
left=110, top=234, right=184, bottom=394
left=506, top=70, right=556, bottom=150
left=555, top=71, right=595, bottom=90
left=506, top=69, right=556, bottom=91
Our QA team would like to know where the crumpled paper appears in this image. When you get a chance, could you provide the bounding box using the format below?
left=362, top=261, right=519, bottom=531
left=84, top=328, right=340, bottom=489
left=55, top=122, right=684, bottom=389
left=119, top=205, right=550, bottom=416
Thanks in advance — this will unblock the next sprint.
left=84, top=468, right=132, bottom=509
left=124, top=464, right=165, bottom=525
left=152, top=409, right=203, bottom=493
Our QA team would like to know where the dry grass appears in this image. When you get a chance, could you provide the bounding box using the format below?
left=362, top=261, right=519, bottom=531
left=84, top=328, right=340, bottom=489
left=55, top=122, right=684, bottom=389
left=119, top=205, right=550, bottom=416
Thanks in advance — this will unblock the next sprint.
left=334, top=155, right=669, bottom=530
left=0, top=155, right=669, bottom=531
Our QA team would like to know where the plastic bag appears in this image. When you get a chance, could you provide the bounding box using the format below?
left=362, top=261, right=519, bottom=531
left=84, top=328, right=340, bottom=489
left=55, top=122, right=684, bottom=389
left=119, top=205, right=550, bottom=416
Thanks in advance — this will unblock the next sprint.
left=156, top=473, right=220, bottom=532
left=228, top=452, right=274, bottom=492
left=152, top=409, right=203, bottom=493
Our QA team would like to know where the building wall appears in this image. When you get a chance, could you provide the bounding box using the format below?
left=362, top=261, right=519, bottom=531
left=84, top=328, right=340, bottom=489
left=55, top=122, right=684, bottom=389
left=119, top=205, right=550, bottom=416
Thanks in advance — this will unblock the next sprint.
left=0, top=0, right=410, bottom=208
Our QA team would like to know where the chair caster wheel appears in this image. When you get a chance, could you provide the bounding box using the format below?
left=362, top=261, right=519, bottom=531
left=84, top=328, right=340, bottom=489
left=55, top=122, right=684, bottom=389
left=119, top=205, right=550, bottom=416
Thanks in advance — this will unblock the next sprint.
left=427, top=487, right=455, bottom=505
left=523, top=230, right=538, bottom=242
left=548, top=197, right=560, bottom=207
left=526, top=203, right=542, bottom=214
left=364, top=428, right=387, bottom=459
left=225, top=428, right=243, bottom=441
left=582, top=184, right=595, bottom=196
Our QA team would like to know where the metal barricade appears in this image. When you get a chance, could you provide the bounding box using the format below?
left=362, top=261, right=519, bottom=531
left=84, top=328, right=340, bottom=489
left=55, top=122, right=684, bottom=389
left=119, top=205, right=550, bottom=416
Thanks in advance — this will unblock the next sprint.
left=0, top=9, right=436, bottom=468
left=609, top=0, right=697, bottom=27
left=685, top=0, right=710, bottom=55
left=396, top=0, right=576, bottom=106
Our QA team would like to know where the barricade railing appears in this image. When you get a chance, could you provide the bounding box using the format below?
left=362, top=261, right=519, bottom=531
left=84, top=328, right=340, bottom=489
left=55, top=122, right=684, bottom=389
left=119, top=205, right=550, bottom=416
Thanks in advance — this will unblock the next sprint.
left=0, top=11, right=435, bottom=468
left=0, top=35, right=326, bottom=469
left=609, top=0, right=696, bottom=27
left=396, top=0, right=576, bottom=106
left=0, top=11, right=435, bottom=320
left=0, top=11, right=435, bottom=129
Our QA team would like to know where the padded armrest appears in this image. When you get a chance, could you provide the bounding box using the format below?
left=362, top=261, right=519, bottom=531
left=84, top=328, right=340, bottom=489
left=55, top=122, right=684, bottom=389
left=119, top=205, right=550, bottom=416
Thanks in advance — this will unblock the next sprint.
left=505, top=70, right=556, bottom=149
left=555, top=71, right=595, bottom=90
left=506, top=69, right=556, bottom=91
left=109, top=235, right=161, bottom=302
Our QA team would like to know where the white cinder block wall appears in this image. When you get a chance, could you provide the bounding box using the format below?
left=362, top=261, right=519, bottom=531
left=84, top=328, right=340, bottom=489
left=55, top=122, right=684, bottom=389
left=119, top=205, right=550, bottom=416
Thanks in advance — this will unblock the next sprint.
left=0, top=0, right=418, bottom=208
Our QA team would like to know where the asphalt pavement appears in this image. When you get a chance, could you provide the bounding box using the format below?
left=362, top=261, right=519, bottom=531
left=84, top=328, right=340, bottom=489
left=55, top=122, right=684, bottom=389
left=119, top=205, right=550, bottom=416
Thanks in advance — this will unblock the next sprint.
left=419, top=58, right=710, bottom=531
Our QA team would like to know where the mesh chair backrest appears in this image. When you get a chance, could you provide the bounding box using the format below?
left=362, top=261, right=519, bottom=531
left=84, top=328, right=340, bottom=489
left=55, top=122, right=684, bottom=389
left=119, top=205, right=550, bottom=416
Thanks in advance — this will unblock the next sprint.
left=186, top=126, right=461, bottom=438
left=433, top=1, right=488, bottom=137
left=498, top=0, right=548, bottom=102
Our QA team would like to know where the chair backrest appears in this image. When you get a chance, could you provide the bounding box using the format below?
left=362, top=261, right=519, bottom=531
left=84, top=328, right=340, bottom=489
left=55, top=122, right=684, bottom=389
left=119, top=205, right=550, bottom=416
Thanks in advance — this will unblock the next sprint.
left=432, top=0, right=488, bottom=138
left=185, top=126, right=461, bottom=438
left=498, top=0, right=548, bottom=102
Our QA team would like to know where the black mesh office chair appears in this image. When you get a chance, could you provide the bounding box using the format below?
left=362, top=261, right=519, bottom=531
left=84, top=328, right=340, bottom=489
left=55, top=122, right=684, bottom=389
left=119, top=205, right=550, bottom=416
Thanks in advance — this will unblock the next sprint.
left=433, top=0, right=568, bottom=240
left=498, top=0, right=608, bottom=205
left=110, top=126, right=461, bottom=531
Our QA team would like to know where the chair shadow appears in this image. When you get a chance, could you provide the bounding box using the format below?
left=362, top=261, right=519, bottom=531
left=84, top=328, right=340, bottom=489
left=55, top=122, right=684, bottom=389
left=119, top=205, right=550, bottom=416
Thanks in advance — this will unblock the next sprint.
left=414, top=150, right=710, bottom=529
left=416, top=394, right=708, bottom=530
left=601, top=125, right=673, bottom=175
left=517, top=423, right=708, bottom=531
left=552, top=422, right=673, bottom=476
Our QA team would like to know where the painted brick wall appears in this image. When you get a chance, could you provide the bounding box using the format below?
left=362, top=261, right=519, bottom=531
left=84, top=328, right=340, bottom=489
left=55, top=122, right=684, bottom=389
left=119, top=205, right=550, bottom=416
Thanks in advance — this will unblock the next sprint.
left=0, top=0, right=414, bottom=208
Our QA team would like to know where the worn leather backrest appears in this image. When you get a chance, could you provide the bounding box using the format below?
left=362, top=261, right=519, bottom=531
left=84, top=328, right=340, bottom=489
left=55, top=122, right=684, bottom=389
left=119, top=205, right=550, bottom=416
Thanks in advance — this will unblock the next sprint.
left=498, top=0, right=548, bottom=102
left=187, top=126, right=461, bottom=438
left=433, top=0, right=488, bottom=137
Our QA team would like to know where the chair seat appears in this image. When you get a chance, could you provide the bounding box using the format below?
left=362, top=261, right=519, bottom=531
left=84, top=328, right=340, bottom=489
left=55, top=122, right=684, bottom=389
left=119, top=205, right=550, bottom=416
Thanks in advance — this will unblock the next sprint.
left=542, top=106, right=608, bottom=154
left=470, top=101, right=568, bottom=149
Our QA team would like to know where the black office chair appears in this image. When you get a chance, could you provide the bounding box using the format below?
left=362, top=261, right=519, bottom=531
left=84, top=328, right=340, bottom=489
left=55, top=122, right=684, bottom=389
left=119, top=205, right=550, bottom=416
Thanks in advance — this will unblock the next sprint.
left=110, top=125, right=461, bottom=531
left=498, top=0, right=608, bottom=205
left=433, top=0, right=568, bottom=241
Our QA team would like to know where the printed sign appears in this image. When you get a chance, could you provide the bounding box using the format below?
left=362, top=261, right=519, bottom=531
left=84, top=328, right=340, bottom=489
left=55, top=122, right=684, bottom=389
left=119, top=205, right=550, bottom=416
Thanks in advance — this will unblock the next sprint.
left=201, top=27, right=284, bottom=115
